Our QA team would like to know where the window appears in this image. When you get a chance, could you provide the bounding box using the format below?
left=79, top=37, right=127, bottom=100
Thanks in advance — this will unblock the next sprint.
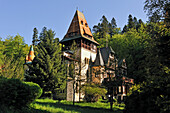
left=85, top=57, right=89, bottom=64
left=123, top=86, right=125, bottom=93
left=93, top=68, right=95, bottom=73
left=81, top=21, right=83, bottom=25
left=85, top=23, right=88, bottom=27
left=119, top=86, right=121, bottom=93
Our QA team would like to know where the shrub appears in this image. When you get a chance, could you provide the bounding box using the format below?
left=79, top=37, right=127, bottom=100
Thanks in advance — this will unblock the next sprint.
left=0, top=77, right=42, bottom=108
left=82, top=83, right=107, bottom=102
left=124, top=81, right=170, bottom=113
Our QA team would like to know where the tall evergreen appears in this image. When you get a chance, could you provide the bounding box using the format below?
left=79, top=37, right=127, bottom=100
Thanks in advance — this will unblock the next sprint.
left=111, top=17, right=117, bottom=28
left=133, top=17, right=138, bottom=29
left=128, top=14, right=135, bottom=29
left=26, top=28, right=66, bottom=97
left=93, top=15, right=110, bottom=38
left=109, top=17, right=118, bottom=37
left=100, top=15, right=109, bottom=38
left=122, top=25, right=128, bottom=33
left=32, top=28, right=39, bottom=46
left=136, top=19, right=144, bottom=31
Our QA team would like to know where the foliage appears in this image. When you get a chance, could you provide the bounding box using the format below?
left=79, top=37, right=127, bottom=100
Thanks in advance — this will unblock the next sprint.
left=144, top=0, right=170, bottom=24
left=122, top=14, right=144, bottom=33
left=0, top=77, right=42, bottom=108
left=68, top=40, right=81, bottom=105
left=0, top=34, right=29, bottom=80
left=81, top=83, right=107, bottom=102
left=32, top=27, right=39, bottom=46
left=124, top=77, right=170, bottom=113
left=93, top=15, right=120, bottom=41
left=124, top=15, right=170, bottom=113
left=0, top=104, right=48, bottom=113
left=26, top=27, right=66, bottom=97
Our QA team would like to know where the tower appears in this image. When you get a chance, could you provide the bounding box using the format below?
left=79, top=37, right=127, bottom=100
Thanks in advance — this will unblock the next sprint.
left=25, top=45, right=35, bottom=64
left=60, top=10, right=99, bottom=101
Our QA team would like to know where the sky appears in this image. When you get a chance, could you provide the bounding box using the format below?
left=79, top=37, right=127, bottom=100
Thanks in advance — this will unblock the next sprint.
left=0, top=0, right=148, bottom=45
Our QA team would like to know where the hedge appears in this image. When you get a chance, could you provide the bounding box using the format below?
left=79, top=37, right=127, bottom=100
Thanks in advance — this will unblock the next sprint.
left=0, top=77, right=42, bottom=108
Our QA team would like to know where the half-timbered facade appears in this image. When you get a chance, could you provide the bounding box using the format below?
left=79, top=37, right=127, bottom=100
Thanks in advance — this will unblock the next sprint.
left=60, top=10, right=134, bottom=102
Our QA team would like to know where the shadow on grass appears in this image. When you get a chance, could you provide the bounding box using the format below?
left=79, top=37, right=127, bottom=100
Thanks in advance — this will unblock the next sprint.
left=0, top=104, right=50, bottom=113
left=28, top=107, right=51, bottom=113
left=35, top=101, right=123, bottom=113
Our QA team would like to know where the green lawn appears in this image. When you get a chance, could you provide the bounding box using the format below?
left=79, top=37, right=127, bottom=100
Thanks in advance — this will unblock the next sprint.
left=32, top=98, right=124, bottom=113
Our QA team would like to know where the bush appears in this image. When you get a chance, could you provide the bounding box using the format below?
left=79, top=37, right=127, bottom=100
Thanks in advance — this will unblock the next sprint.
left=82, top=83, right=107, bottom=102
left=124, top=81, right=170, bottom=113
left=0, top=77, right=42, bottom=108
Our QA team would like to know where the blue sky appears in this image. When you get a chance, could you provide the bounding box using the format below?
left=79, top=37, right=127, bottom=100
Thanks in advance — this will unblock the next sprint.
left=0, top=0, right=147, bottom=45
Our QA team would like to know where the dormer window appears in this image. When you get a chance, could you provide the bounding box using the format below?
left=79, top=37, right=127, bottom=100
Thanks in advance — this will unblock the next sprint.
left=85, top=23, right=88, bottom=27
left=81, top=21, right=83, bottom=25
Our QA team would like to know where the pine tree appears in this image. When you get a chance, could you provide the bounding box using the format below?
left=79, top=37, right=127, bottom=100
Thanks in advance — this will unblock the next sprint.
left=32, top=28, right=39, bottom=46
left=133, top=17, right=138, bottom=29
left=93, top=15, right=110, bottom=39
left=100, top=15, right=109, bottom=38
left=128, top=14, right=135, bottom=29
left=109, top=17, right=118, bottom=37
left=136, top=19, right=144, bottom=31
left=26, top=28, right=66, bottom=97
left=122, top=25, right=128, bottom=33
left=111, top=17, right=117, bottom=28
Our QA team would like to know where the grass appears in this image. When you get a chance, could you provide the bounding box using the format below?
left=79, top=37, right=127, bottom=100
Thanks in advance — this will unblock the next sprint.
left=32, top=98, right=124, bottom=113
left=0, top=98, right=124, bottom=113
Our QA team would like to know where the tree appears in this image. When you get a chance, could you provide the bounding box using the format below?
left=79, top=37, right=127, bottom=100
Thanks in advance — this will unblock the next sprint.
left=111, top=17, right=117, bottom=28
left=0, top=34, right=29, bottom=80
left=124, top=19, right=170, bottom=113
left=122, top=25, right=128, bottom=33
left=136, top=19, right=144, bottom=31
left=68, top=40, right=81, bottom=105
left=144, top=0, right=170, bottom=25
left=128, top=14, right=135, bottom=29
left=93, top=15, right=110, bottom=39
left=100, top=15, right=110, bottom=38
left=81, top=83, right=107, bottom=102
left=26, top=28, right=66, bottom=97
left=32, top=28, right=39, bottom=46
left=109, top=17, right=119, bottom=37
left=122, top=15, right=143, bottom=33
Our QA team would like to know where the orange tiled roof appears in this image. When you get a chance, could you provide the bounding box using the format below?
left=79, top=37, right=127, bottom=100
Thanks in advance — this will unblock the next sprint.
left=61, top=10, right=99, bottom=45
left=26, top=45, right=35, bottom=64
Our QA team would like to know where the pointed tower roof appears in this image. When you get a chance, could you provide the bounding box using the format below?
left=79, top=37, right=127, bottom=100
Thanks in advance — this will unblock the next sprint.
left=25, top=45, right=35, bottom=64
left=100, top=46, right=115, bottom=65
left=60, top=10, right=99, bottom=45
left=93, top=49, right=104, bottom=66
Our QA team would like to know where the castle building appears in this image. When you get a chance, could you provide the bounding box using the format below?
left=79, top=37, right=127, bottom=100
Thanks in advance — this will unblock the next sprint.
left=25, top=10, right=134, bottom=102
left=60, top=10, right=99, bottom=101
left=60, top=10, right=134, bottom=102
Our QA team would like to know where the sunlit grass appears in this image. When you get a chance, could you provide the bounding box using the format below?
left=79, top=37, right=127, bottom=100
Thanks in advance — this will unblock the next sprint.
left=32, top=98, right=124, bottom=113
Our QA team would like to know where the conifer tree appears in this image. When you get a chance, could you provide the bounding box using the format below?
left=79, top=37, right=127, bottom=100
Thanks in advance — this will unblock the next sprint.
left=26, top=28, right=66, bottom=97
left=32, top=28, right=38, bottom=46
left=122, top=25, right=128, bottom=33
left=93, top=15, right=110, bottom=39
left=100, top=15, right=109, bottom=38
left=128, top=14, right=135, bottom=29
left=111, top=17, right=117, bottom=28
left=109, top=17, right=118, bottom=37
